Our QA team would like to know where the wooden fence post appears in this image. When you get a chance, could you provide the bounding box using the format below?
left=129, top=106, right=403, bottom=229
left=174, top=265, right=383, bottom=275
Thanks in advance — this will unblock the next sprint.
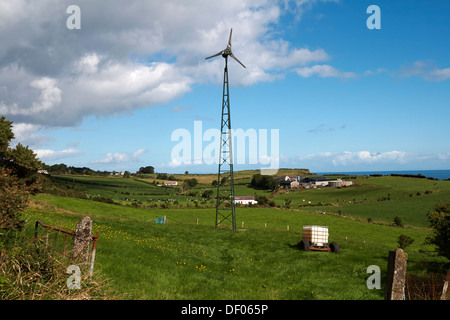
left=72, top=216, right=92, bottom=267
left=385, top=248, right=408, bottom=300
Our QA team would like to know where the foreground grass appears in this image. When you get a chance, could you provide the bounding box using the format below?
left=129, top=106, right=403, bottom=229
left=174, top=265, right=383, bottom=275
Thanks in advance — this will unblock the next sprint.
left=21, top=195, right=446, bottom=300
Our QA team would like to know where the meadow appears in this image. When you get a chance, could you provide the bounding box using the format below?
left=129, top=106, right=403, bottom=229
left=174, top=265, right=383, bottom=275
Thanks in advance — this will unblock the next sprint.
left=20, top=171, right=450, bottom=300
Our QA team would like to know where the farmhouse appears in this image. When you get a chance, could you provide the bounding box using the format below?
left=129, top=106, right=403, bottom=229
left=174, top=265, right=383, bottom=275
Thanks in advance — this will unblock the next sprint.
left=163, top=180, right=178, bottom=186
left=235, top=196, right=258, bottom=205
left=276, top=175, right=301, bottom=189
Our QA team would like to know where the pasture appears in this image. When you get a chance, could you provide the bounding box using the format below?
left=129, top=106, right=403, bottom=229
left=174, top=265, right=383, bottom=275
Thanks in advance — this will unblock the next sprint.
left=21, top=171, right=449, bottom=300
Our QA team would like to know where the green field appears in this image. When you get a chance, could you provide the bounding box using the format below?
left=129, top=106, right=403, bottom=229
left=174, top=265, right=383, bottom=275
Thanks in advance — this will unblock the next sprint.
left=20, top=172, right=450, bottom=300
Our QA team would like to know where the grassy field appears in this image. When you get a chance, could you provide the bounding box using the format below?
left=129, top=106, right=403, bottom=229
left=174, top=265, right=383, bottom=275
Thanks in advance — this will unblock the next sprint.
left=18, top=170, right=449, bottom=300
left=51, top=172, right=450, bottom=229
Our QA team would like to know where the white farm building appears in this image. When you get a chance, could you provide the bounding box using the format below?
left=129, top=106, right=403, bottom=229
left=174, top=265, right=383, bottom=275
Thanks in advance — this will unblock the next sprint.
left=234, top=196, right=258, bottom=205
left=163, top=181, right=178, bottom=186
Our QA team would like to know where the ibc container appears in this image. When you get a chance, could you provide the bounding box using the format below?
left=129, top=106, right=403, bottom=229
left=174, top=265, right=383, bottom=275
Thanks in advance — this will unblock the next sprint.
left=302, top=225, right=329, bottom=247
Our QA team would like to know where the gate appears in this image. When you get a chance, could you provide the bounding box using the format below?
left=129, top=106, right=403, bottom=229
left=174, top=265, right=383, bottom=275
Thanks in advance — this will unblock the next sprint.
left=34, top=219, right=99, bottom=278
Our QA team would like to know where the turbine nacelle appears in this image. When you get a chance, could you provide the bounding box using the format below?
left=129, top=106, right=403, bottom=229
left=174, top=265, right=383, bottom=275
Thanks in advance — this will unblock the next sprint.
left=205, top=28, right=246, bottom=68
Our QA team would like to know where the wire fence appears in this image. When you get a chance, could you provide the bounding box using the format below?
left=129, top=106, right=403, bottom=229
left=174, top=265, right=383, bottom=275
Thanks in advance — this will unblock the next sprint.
left=405, top=271, right=449, bottom=300
left=34, top=220, right=99, bottom=278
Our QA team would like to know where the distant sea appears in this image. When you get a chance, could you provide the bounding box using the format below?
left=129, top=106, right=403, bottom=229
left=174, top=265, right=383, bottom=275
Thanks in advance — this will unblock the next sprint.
left=316, top=169, right=450, bottom=181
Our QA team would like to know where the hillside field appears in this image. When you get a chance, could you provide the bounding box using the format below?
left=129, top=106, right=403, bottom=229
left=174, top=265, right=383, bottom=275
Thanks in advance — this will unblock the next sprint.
left=21, top=170, right=450, bottom=300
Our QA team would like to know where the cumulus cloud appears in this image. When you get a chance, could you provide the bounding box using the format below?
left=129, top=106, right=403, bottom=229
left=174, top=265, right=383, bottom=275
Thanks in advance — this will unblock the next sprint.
left=0, top=56, right=192, bottom=127
left=281, top=150, right=450, bottom=171
left=281, top=0, right=340, bottom=20
left=34, top=148, right=83, bottom=161
left=92, top=149, right=147, bottom=164
left=0, top=0, right=343, bottom=129
left=11, top=123, right=54, bottom=148
left=397, top=60, right=450, bottom=81
left=329, top=151, right=409, bottom=166
left=0, top=0, right=355, bottom=159
left=295, top=64, right=356, bottom=78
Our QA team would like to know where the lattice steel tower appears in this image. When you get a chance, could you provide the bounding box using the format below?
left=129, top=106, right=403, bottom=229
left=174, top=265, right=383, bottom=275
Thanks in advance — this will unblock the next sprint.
left=205, top=28, right=246, bottom=231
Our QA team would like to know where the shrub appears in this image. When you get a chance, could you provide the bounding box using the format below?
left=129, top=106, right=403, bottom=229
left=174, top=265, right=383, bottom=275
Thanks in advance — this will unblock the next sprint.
left=1, top=117, right=41, bottom=232
left=393, top=216, right=403, bottom=227
left=254, top=195, right=268, bottom=206
left=398, top=234, right=414, bottom=249
left=426, top=201, right=450, bottom=260
left=202, top=190, right=214, bottom=198
left=183, top=178, right=198, bottom=188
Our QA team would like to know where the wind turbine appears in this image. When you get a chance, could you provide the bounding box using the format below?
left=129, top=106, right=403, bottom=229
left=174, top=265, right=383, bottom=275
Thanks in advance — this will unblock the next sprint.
left=205, top=28, right=246, bottom=231
left=205, top=28, right=246, bottom=68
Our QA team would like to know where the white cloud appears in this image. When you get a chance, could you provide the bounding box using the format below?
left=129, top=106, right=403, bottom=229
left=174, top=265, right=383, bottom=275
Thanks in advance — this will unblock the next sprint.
left=281, top=150, right=450, bottom=171
left=92, top=149, right=147, bottom=164
left=0, top=0, right=344, bottom=128
left=397, top=60, right=450, bottom=81
left=34, top=148, right=83, bottom=161
left=329, top=151, right=409, bottom=166
left=281, top=0, right=340, bottom=20
left=11, top=123, right=53, bottom=148
left=295, top=64, right=356, bottom=78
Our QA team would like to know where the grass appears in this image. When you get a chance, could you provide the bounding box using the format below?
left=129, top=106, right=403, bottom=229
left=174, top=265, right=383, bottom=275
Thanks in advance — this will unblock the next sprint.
left=0, top=231, right=121, bottom=300
left=3, top=171, right=447, bottom=300
left=20, top=189, right=448, bottom=300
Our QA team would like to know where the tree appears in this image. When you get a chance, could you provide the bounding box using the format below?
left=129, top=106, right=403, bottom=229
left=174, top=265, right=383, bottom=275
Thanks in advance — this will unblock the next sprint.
left=426, top=201, right=450, bottom=260
left=138, top=166, right=155, bottom=174
left=1, top=117, right=42, bottom=232
left=202, top=189, right=214, bottom=198
left=250, top=174, right=279, bottom=191
left=183, top=178, right=198, bottom=188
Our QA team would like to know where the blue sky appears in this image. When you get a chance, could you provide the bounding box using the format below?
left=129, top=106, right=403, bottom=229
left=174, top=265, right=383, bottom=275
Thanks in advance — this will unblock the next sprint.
left=2, top=0, right=449, bottom=174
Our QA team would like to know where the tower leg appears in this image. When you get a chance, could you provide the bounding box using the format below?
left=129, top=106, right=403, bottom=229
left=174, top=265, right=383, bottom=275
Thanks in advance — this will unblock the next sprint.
left=215, top=57, right=236, bottom=231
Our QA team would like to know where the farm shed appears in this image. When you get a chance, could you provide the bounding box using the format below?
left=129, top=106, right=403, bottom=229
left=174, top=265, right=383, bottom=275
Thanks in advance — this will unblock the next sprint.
left=301, top=177, right=330, bottom=187
left=328, top=179, right=353, bottom=187
left=164, top=181, right=178, bottom=186
left=235, top=196, right=258, bottom=205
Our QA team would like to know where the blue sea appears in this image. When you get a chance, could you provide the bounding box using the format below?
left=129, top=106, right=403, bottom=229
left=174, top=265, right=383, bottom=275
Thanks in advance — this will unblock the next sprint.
left=316, top=169, right=450, bottom=181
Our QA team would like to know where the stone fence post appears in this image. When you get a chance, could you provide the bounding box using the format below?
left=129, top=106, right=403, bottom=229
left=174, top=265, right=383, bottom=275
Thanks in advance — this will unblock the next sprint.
left=385, top=248, right=408, bottom=300
left=441, top=270, right=450, bottom=300
left=72, top=216, right=93, bottom=267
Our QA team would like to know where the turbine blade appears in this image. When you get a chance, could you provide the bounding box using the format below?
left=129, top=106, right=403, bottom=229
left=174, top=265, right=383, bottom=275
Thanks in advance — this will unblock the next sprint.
left=228, top=28, right=233, bottom=47
left=230, top=54, right=246, bottom=68
left=205, top=51, right=223, bottom=60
